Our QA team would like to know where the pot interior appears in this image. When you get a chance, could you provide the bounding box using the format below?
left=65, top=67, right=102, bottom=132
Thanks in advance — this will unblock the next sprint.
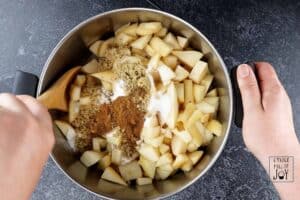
left=38, top=8, right=232, bottom=200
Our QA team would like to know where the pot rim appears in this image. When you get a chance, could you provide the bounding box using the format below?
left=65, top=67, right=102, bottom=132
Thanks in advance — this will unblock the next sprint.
left=38, top=7, right=233, bottom=200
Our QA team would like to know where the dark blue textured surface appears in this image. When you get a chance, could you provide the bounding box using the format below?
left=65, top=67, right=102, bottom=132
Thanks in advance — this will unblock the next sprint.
left=0, top=0, right=299, bottom=199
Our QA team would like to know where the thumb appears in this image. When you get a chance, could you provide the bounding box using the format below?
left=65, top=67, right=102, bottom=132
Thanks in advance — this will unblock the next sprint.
left=237, top=64, right=263, bottom=114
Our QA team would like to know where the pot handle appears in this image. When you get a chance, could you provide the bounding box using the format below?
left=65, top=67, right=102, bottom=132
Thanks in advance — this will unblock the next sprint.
left=230, top=62, right=256, bottom=128
left=12, top=70, right=39, bottom=97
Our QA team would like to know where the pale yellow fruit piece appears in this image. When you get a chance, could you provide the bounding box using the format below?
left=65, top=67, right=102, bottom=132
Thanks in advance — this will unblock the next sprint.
left=155, top=27, right=167, bottom=37
left=138, top=156, right=156, bottom=178
left=187, top=142, right=198, bottom=152
left=115, top=23, right=138, bottom=36
left=206, top=119, right=222, bottom=136
left=164, top=32, right=181, bottom=50
left=157, top=63, right=176, bottom=86
left=177, top=36, right=188, bottom=49
left=80, top=151, right=104, bottom=167
left=98, top=154, right=111, bottom=170
left=171, top=135, right=187, bottom=156
left=136, top=177, right=153, bottom=185
left=144, top=135, right=164, bottom=148
left=162, top=55, right=178, bottom=69
left=130, top=34, right=152, bottom=49
left=141, top=126, right=160, bottom=139
left=188, top=151, right=204, bottom=165
left=115, top=33, right=135, bottom=46
left=189, top=60, right=208, bottom=83
left=179, top=103, right=195, bottom=125
left=196, top=101, right=215, bottom=114
left=143, top=115, right=159, bottom=127
left=200, top=74, right=214, bottom=93
left=74, top=75, right=86, bottom=86
left=147, top=53, right=160, bottom=70
left=89, top=40, right=103, bottom=56
left=165, top=82, right=179, bottom=129
left=159, top=144, right=170, bottom=154
left=81, top=59, right=99, bottom=74
left=173, top=129, right=192, bottom=143
left=119, top=161, right=142, bottom=181
left=111, top=149, right=122, bottom=165
left=138, top=144, right=160, bottom=162
left=98, top=37, right=114, bottom=57
left=101, top=167, right=127, bottom=186
left=68, top=100, right=80, bottom=122
left=150, top=37, right=173, bottom=57
left=174, top=65, right=189, bottom=82
left=91, top=70, right=117, bottom=83
left=180, top=158, right=193, bottom=172
left=175, top=83, right=184, bottom=104
left=184, top=79, right=194, bottom=106
left=156, top=153, right=173, bottom=167
left=54, top=120, right=76, bottom=149
left=207, top=88, right=218, bottom=97
left=145, top=45, right=156, bottom=57
left=136, top=22, right=162, bottom=35
left=156, top=164, right=173, bottom=180
left=70, top=84, right=81, bottom=101
left=172, top=154, right=189, bottom=169
left=193, top=84, right=206, bottom=103
left=172, top=50, right=203, bottom=69
left=187, top=124, right=203, bottom=147
left=92, top=137, right=107, bottom=151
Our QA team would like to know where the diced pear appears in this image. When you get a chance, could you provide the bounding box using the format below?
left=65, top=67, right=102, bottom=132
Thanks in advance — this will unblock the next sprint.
left=101, top=167, right=127, bottom=186
left=156, top=153, right=173, bottom=167
left=175, top=83, right=184, bottom=104
left=89, top=40, right=103, bottom=56
left=178, top=103, right=195, bottom=125
left=98, top=154, right=111, bottom=170
left=116, top=23, right=138, bottom=36
left=162, top=55, right=178, bottom=69
left=189, top=60, right=208, bottom=83
left=187, top=142, right=198, bottom=152
left=141, top=126, right=160, bottom=139
left=173, top=129, right=192, bottom=143
left=74, top=75, right=86, bottom=86
left=81, top=59, right=99, bottom=74
left=79, top=96, right=91, bottom=106
left=144, top=115, right=159, bottom=127
left=204, top=96, right=219, bottom=106
left=200, top=74, right=214, bottom=93
left=206, top=119, right=222, bottom=136
left=196, top=101, right=215, bottom=113
left=174, top=65, right=189, bottom=82
left=68, top=100, right=80, bottom=122
left=147, top=53, right=160, bottom=70
left=164, top=33, right=181, bottom=50
left=112, top=149, right=123, bottom=165
left=186, top=109, right=204, bottom=128
left=91, top=71, right=117, bottom=83
left=207, top=88, right=218, bottom=97
left=188, top=151, right=204, bottom=165
left=165, top=82, right=179, bottom=129
left=172, top=50, right=203, bottom=69
left=106, top=129, right=121, bottom=146
left=155, top=27, right=167, bottom=37
left=172, top=154, right=189, bottom=169
left=177, top=36, right=188, bottom=49
left=159, top=144, right=170, bottom=154
left=138, top=156, right=156, bottom=178
left=157, top=63, right=176, bottom=86
left=130, top=35, right=152, bottom=49
left=136, top=22, right=162, bottom=35
left=145, top=45, right=156, bottom=57
left=54, top=120, right=76, bottom=149
left=156, top=164, right=173, bottom=180
left=70, top=85, right=81, bottom=101
left=136, top=177, right=153, bottom=185
left=119, top=161, right=143, bottom=181
left=115, top=33, right=135, bottom=46
left=150, top=37, right=173, bottom=57
left=80, top=151, right=104, bottom=167
left=144, top=135, right=164, bottom=148
left=184, top=79, right=194, bottom=106
left=171, top=135, right=187, bottom=156
left=193, top=84, right=206, bottom=103
left=138, top=144, right=160, bottom=162
left=92, top=137, right=107, bottom=151
left=187, top=124, right=203, bottom=147
left=98, top=38, right=114, bottom=57
left=180, top=158, right=193, bottom=172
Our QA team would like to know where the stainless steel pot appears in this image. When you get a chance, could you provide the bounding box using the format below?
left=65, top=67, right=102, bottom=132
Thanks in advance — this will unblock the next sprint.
left=12, top=8, right=241, bottom=200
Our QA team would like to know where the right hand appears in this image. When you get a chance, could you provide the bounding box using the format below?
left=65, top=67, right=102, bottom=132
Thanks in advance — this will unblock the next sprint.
left=236, top=62, right=299, bottom=200
left=0, top=94, right=54, bottom=200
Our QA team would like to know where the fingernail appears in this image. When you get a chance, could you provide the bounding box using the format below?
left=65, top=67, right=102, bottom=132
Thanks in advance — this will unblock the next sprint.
left=238, top=64, right=249, bottom=78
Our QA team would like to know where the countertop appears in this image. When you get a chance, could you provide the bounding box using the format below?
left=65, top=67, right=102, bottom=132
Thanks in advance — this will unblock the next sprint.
left=0, top=0, right=299, bottom=199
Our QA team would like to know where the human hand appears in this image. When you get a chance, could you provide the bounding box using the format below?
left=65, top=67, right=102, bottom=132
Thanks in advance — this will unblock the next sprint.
left=0, top=94, right=54, bottom=200
left=237, top=62, right=299, bottom=199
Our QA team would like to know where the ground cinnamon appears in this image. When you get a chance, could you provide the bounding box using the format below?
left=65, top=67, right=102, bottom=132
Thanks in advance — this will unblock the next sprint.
left=90, top=93, right=145, bottom=155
